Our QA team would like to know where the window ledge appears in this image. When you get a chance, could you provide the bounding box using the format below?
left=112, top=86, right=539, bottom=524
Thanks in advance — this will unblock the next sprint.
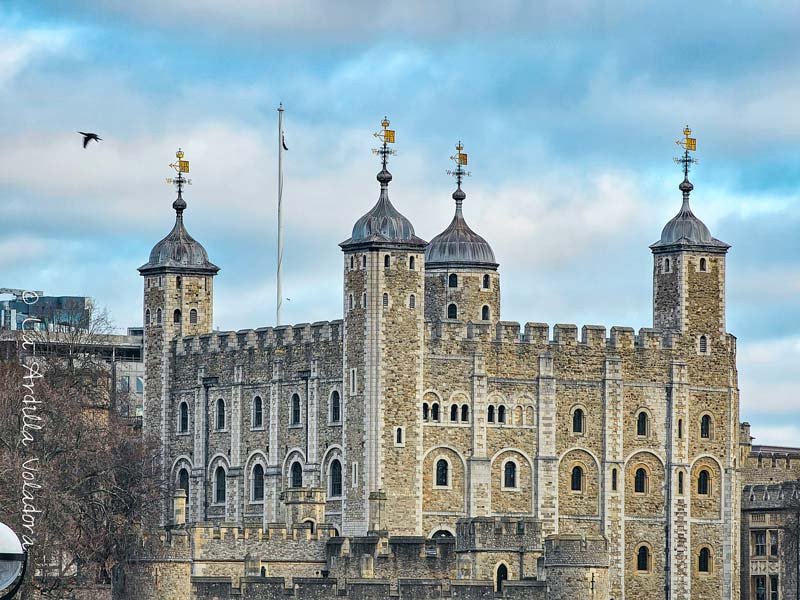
left=176, top=431, right=191, bottom=436
left=288, top=424, right=303, bottom=429
left=249, top=500, right=264, bottom=505
left=251, top=426, right=265, bottom=431
left=501, top=487, right=521, bottom=492
left=328, top=421, right=342, bottom=427
left=214, top=429, right=229, bottom=433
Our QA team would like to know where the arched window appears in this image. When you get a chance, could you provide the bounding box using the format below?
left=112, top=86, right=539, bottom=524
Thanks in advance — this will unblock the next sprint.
left=145, top=308, right=151, bottom=325
left=291, top=394, right=301, bottom=425
left=461, top=404, right=469, bottom=422
left=252, top=464, right=264, bottom=501
left=495, top=564, right=508, bottom=592
left=396, top=427, right=403, bottom=445
left=448, top=273, right=458, bottom=288
left=572, top=408, right=584, bottom=434
left=678, top=471, right=684, bottom=494
left=253, top=396, right=263, bottom=428
left=330, top=391, right=341, bottom=423
left=156, top=308, right=162, bottom=325
left=431, top=403, right=440, bottom=422
left=482, top=274, right=490, bottom=289
left=482, top=305, right=490, bottom=321
left=488, top=405, right=495, bottom=423
left=697, top=469, right=710, bottom=495
left=497, top=405, right=506, bottom=423
left=432, top=530, right=453, bottom=539
left=700, top=257, right=707, bottom=272
left=664, top=257, right=670, bottom=273
left=637, top=411, right=649, bottom=437
left=384, top=254, right=390, bottom=268
left=504, top=461, right=517, bottom=489
left=178, top=467, right=190, bottom=501
left=216, top=398, right=225, bottom=430
left=571, top=466, right=583, bottom=491
left=409, top=294, right=416, bottom=309
left=290, top=462, right=303, bottom=488
left=362, top=255, right=366, bottom=268
left=422, top=403, right=429, bottom=421
left=176, top=275, right=182, bottom=288
left=699, top=335, right=708, bottom=353
left=636, top=546, right=650, bottom=572
left=450, top=404, right=458, bottom=422
left=700, top=414, right=711, bottom=439
left=329, top=459, right=342, bottom=497
left=190, top=309, right=198, bottom=324
left=635, top=467, right=648, bottom=494
left=447, top=303, right=457, bottom=319
left=383, top=293, right=389, bottom=307
left=409, top=256, right=415, bottom=270
left=179, top=401, right=189, bottom=433
left=698, top=547, right=711, bottom=572
left=215, top=467, right=226, bottom=503
left=435, top=459, right=449, bottom=487
left=173, top=309, right=181, bottom=323
left=611, top=468, right=618, bottom=491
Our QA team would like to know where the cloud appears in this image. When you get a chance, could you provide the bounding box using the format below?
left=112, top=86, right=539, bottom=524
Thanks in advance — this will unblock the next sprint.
left=739, top=336, right=800, bottom=416
left=748, top=425, right=800, bottom=449
left=0, top=24, right=73, bottom=87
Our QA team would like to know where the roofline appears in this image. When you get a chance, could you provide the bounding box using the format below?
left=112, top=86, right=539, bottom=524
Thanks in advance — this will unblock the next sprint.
left=649, top=240, right=730, bottom=254
left=339, top=238, right=428, bottom=252
left=424, top=262, right=499, bottom=271
left=138, top=264, right=220, bottom=276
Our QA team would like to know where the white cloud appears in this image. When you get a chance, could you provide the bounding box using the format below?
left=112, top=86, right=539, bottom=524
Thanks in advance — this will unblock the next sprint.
left=749, top=425, right=800, bottom=448
left=739, top=336, right=800, bottom=415
left=0, top=26, right=73, bottom=87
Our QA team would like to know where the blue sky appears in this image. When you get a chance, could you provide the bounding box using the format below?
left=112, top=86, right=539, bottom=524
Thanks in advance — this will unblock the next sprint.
left=1, top=2, right=798, bottom=446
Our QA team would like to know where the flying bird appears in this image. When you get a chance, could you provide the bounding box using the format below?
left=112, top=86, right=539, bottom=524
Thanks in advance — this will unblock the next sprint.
left=78, top=132, right=102, bottom=148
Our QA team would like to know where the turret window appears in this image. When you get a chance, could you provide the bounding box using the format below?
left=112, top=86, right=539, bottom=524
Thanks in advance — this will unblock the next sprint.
left=214, top=466, right=226, bottom=504
left=350, top=256, right=354, bottom=269
left=291, top=393, right=301, bottom=425
left=329, top=390, right=341, bottom=424
left=190, top=309, right=198, bottom=324
left=173, top=309, right=181, bottom=324
left=216, top=398, right=226, bottom=430
left=699, top=335, right=708, bottom=354
left=145, top=309, right=151, bottom=325
left=178, top=401, right=189, bottom=433
left=481, top=305, right=490, bottom=321
left=409, top=294, right=416, bottom=309
left=700, top=257, right=707, bottom=272
left=176, top=275, right=182, bottom=288
left=447, top=303, right=458, bottom=319
left=409, top=256, right=415, bottom=270
left=349, top=294, right=354, bottom=310
left=252, top=464, right=264, bottom=502
left=384, top=254, right=390, bottom=268
left=663, top=257, right=671, bottom=273
left=482, top=274, right=490, bottom=289
left=252, top=396, right=263, bottom=429
left=448, top=273, right=458, bottom=288
left=362, top=255, right=367, bottom=268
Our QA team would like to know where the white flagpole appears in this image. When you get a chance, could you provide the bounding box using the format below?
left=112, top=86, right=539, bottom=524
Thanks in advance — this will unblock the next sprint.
left=277, top=103, right=284, bottom=326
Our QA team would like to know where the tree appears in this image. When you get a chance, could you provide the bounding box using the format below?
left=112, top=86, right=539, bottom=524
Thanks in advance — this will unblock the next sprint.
left=0, top=306, right=164, bottom=598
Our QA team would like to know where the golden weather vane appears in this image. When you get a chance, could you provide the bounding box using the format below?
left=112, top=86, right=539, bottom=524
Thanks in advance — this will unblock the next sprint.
left=674, top=126, right=698, bottom=179
left=165, top=148, right=192, bottom=193
left=372, top=117, right=396, bottom=171
left=447, top=141, right=471, bottom=188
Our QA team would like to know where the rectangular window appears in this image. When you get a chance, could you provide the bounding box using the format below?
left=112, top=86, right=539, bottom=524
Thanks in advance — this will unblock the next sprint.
left=753, top=531, right=766, bottom=556
left=119, top=375, right=130, bottom=392
left=135, top=376, right=144, bottom=394
left=754, top=576, right=766, bottom=600
left=769, top=530, right=778, bottom=556
left=770, top=575, right=779, bottom=600
left=349, top=368, right=357, bottom=396
left=352, top=462, right=358, bottom=488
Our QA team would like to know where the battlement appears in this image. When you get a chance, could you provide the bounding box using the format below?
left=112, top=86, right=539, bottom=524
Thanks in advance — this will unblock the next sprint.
left=543, top=534, right=609, bottom=568
left=456, top=516, right=542, bottom=552
left=175, top=320, right=343, bottom=355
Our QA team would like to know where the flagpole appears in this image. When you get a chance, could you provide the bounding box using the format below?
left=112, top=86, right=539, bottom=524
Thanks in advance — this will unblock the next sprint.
left=277, top=103, right=284, bottom=326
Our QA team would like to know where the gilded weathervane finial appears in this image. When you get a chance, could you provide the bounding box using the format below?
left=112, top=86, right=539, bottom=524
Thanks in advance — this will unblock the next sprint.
left=447, top=141, right=471, bottom=209
left=372, top=117, right=396, bottom=183
left=166, top=148, right=192, bottom=216
left=673, top=126, right=698, bottom=202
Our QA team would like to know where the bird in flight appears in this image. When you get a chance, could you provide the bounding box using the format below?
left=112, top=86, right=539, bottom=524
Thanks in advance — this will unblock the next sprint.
left=78, top=132, right=102, bottom=148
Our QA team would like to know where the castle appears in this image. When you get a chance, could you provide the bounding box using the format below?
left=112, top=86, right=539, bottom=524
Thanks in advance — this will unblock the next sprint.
left=118, top=123, right=776, bottom=599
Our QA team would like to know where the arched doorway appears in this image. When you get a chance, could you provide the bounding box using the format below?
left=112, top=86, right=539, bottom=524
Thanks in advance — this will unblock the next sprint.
left=495, top=563, right=508, bottom=592
left=431, top=529, right=454, bottom=539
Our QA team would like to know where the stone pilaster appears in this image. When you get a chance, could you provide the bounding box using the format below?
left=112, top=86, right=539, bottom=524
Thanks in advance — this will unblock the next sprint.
left=536, top=351, right=557, bottom=535
left=668, top=361, right=690, bottom=600
left=602, top=356, right=624, bottom=598
left=468, top=351, right=489, bottom=517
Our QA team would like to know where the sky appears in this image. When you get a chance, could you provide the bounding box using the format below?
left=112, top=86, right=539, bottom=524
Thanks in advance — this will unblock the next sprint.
left=0, top=2, right=798, bottom=446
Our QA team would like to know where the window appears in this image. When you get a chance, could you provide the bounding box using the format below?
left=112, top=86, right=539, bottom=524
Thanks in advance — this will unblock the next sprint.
left=753, top=531, right=766, bottom=556
left=329, top=460, right=342, bottom=497
left=482, top=274, right=490, bottom=289
left=572, top=408, right=584, bottom=434
left=173, top=309, right=181, bottom=324
left=190, top=309, right=198, bottom=324
left=395, top=427, right=403, bottom=445
left=352, top=462, right=358, bottom=488
left=178, top=468, right=190, bottom=501
left=481, top=305, right=490, bottom=321
left=383, top=293, right=389, bottom=307
left=179, top=401, right=189, bottom=433
left=697, top=469, right=710, bottom=495
left=504, top=461, right=517, bottom=489
left=635, top=468, right=648, bottom=494
left=384, top=254, right=390, bottom=268
left=214, top=467, right=226, bottom=503
left=330, top=391, right=341, bottom=423
left=678, top=471, right=684, bottom=494
left=435, top=459, right=449, bottom=487
left=291, top=394, right=301, bottom=425
left=753, top=575, right=766, bottom=600
left=349, top=294, right=353, bottom=310
left=447, top=303, right=457, bottom=319
left=253, top=396, right=263, bottom=428
left=611, top=468, right=618, bottom=491
left=252, top=464, right=264, bottom=502
left=448, top=273, right=458, bottom=288
left=450, top=404, right=458, bottom=422
left=216, top=398, right=225, bottom=430
left=497, top=405, right=506, bottom=424
left=362, top=292, right=367, bottom=307
left=636, top=411, right=649, bottom=437
left=176, top=275, right=182, bottom=288
left=495, top=564, right=508, bottom=593
left=700, top=414, right=711, bottom=439
left=431, top=403, right=440, bottom=422
left=770, top=530, right=778, bottom=556
left=409, top=294, right=416, bottom=309
left=636, top=546, right=650, bottom=572
left=571, top=466, right=583, bottom=491
left=349, top=368, right=357, bottom=394
left=770, top=575, right=779, bottom=600
left=145, top=309, right=151, bottom=325
left=409, top=256, right=415, bottom=270
left=119, top=375, right=130, bottom=392
left=156, top=308, right=162, bottom=325
left=699, top=335, right=708, bottom=354
left=291, top=462, right=303, bottom=488
left=350, top=256, right=354, bottom=269
left=664, top=257, right=671, bottom=273
left=700, top=257, right=707, bottom=271
left=362, top=255, right=366, bottom=268
left=678, top=418, right=683, bottom=439
left=423, top=403, right=430, bottom=421
left=136, top=376, right=144, bottom=394
left=488, top=405, right=495, bottom=423
left=461, top=404, right=469, bottom=422
left=698, top=547, right=710, bottom=573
